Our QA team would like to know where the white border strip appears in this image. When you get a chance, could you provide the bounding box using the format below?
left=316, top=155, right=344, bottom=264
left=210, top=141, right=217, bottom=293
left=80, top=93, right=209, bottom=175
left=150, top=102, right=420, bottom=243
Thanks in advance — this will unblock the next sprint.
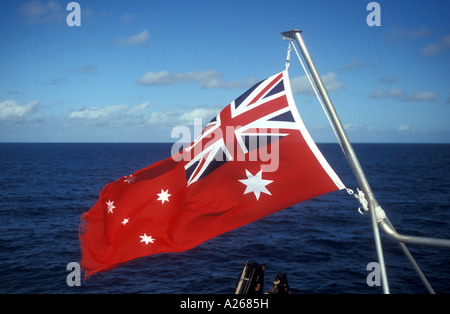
left=282, top=70, right=345, bottom=190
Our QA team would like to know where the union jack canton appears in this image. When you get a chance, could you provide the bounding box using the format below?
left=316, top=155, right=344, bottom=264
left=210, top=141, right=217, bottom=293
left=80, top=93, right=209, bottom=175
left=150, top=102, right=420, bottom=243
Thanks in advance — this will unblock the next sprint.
left=181, top=71, right=303, bottom=186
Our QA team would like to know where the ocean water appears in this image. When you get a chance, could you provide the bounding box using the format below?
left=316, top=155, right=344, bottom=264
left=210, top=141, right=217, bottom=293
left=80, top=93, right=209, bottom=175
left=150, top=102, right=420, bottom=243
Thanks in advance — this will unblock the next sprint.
left=0, top=143, right=449, bottom=294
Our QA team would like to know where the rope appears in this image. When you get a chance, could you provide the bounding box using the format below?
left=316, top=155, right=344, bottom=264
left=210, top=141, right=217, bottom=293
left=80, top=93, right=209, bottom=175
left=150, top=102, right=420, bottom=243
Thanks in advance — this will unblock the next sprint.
left=354, top=188, right=369, bottom=215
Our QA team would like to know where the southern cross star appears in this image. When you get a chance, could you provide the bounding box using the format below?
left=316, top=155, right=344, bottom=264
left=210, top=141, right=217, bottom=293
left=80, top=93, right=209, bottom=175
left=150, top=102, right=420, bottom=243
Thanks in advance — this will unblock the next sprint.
left=124, top=175, right=135, bottom=184
left=239, top=169, right=273, bottom=200
left=106, top=199, right=116, bottom=214
left=140, top=233, right=155, bottom=245
left=157, top=189, right=171, bottom=204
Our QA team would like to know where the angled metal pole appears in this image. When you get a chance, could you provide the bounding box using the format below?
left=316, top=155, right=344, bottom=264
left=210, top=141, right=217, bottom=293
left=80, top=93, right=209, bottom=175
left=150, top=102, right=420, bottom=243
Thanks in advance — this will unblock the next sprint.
left=282, top=29, right=450, bottom=295
left=281, top=29, right=390, bottom=293
left=281, top=30, right=450, bottom=251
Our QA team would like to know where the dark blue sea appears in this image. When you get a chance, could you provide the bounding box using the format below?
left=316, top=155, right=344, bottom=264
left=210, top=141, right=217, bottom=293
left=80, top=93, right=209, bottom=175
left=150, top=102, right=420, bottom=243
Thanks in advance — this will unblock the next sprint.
left=1, top=143, right=449, bottom=295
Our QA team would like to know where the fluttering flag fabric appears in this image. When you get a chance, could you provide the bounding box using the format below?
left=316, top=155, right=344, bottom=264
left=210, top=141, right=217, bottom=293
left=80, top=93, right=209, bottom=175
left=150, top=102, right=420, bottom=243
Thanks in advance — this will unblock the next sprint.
left=79, top=70, right=345, bottom=277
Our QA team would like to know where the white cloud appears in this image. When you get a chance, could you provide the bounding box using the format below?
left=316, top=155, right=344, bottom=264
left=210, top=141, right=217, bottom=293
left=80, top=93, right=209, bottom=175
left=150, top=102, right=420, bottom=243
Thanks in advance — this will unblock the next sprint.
left=344, top=123, right=364, bottom=131
left=0, top=99, right=38, bottom=120
left=67, top=100, right=223, bottom=134
left=398, top=124, right=410, bottom=131
left=141, top=105, right=221, bottom=126
left=421, top=34, right=450, bottom=55
left=370, top=88, right=438, bottom=102
left=120, top=13, right=135, bottom=23
left=146, top=111, right=173, bottom=125
left=178, top=106, right=220, bottom=123
left=321, top=72, right=346, bottom=92
left=116, top=30, right=150, bottom=46
left=18, top=0, right=65, bottom=24
left=338, top=59, right=367, bottom=72
left=144, top=105, right=220, bottom=126
left=137, top=70, right=256, bottom=89
left=387, top=25, right=432, bottom=41
left=80, top=65, right=98, bottom=75
left=69, top=104, right=128, bottom=120
left=403, top=91, right=438, bottom=102
left=377, top=76, right=396, bottom=84
left=69, top=102, right=157, bottom=129
left=370, top=87, right=404, bottom=99
left=289, top=76, right=311, bottom=95
left=290, top=72, right=345, bottom=95
left=138, top=70, right=188, bottom=85
left=48, top=77, right=65, bottom=85
left=127, top=101, right=151, bottom=115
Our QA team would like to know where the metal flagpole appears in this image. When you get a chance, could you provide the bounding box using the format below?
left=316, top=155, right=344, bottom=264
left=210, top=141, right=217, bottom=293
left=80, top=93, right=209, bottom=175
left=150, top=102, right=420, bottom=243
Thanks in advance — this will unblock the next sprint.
left=281, top=29, right=450, bottom=294
left=281, top=29, right=390, bottom=293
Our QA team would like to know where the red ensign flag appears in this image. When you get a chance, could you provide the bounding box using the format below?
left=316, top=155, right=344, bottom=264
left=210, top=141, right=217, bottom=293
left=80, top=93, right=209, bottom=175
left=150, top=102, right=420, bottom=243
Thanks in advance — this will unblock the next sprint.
left=79, top=71, right=344, bottom=277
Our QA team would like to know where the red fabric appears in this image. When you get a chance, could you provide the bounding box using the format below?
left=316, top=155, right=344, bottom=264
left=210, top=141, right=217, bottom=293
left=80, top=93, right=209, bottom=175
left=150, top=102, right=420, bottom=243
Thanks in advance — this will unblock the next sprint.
left=79, top=71, right=343, bottom=277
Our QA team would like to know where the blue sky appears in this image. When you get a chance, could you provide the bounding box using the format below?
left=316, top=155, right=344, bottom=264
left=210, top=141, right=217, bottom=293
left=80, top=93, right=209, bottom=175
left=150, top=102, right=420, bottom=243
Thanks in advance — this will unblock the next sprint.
left=0, top=0, right=449, bottom=143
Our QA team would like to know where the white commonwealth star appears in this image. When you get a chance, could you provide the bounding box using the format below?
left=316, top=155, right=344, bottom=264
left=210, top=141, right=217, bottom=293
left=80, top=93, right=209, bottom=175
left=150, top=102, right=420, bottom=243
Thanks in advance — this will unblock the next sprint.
left=140, top=233, right=155, bottom=245
left=106, top=199, right=116, bottom=214
left=239, top=169, right=273, bottom=200
left=124, top=175, right=135, bottom=184
left=157, top=189, right=171, bottom=204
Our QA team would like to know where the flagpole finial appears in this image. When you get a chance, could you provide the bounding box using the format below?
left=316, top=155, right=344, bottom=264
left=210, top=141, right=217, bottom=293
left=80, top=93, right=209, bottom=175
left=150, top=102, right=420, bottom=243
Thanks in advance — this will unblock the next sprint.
left=281, top=29, right=303, bottom=41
